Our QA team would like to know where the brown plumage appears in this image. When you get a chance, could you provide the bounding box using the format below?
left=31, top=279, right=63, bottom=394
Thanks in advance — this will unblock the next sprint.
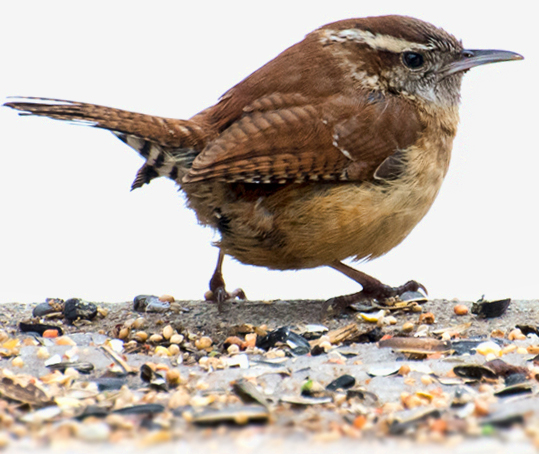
left=4, top=15, right=522, bottom=312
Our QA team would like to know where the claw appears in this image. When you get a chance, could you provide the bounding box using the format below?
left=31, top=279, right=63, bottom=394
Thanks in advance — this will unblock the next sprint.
left=204, top=287, right=246, bottom=303
left=229, top=288, right=247, bottom=300
left=323, top=262, right=429, bottom=317
left=394, top=280, right=428, bottom=298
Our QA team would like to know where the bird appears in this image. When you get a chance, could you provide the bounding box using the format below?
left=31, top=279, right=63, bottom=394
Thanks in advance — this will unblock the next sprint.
left=4, top=15, right=522, bottom=313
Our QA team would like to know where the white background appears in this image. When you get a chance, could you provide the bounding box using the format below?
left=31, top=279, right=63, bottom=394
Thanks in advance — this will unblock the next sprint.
left=0, top=1, right=536, bottom=304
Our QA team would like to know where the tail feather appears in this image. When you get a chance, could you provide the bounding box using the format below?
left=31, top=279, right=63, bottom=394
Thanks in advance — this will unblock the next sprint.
left=4, top=97, right=206, bottom=189
left=115, top=133, right=195, bottom=190
left=4, top=97, right=208, bottom=149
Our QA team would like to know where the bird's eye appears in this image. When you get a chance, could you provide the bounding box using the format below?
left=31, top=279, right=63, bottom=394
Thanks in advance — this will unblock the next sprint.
left=402, top=51, right=425, bottom=69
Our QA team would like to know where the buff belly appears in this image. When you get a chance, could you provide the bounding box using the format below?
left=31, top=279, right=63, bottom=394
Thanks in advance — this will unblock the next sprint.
left=185, top=129, right=453, bottom=271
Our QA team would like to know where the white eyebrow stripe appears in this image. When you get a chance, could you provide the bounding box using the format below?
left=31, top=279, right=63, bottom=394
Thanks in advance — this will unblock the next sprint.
left=323, top=28, right=433, bottom=53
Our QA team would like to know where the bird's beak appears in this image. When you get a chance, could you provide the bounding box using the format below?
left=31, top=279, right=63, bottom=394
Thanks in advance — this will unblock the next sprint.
left=442, top=49, right=523, bottom=77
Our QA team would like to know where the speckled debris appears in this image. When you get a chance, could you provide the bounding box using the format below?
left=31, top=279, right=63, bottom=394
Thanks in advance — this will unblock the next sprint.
left=0, top=297, right=539, bottom=451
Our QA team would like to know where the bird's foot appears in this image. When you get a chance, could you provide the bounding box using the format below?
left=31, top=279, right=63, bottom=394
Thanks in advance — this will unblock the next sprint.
left=322, top=280, right=427, bottom=316
left=205, top=287, right=246, bottom=304
left=205, top=286, right=246, bottom=313
left=205, top=250, right=246, bottom=311
left=363, top=279, right=427, bottom=301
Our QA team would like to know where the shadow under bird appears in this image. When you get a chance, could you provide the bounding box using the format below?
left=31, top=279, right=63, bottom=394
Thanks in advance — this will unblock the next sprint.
left=4, top=15, right=523, bottom=313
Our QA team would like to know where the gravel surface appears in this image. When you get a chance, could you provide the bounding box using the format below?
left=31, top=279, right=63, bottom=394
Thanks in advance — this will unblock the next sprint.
left=1, top=297, right=538, bottom=452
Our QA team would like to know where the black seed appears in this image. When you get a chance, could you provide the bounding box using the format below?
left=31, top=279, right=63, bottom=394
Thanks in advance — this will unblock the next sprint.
left=326, top=374, right=356, bottom=391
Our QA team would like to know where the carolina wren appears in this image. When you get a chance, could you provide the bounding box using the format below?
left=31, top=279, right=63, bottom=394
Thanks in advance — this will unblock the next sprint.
left=5, top=15, right=522, bottom=312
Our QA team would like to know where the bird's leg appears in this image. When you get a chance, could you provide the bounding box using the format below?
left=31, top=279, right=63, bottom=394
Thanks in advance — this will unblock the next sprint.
left=206, top=250, right=246, bottom=308
left=322, top=261, right=427, bottom=314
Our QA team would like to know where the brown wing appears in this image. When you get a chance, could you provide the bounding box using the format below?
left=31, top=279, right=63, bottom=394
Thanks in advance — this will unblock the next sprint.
left=184, top=92, right=422, bottom=184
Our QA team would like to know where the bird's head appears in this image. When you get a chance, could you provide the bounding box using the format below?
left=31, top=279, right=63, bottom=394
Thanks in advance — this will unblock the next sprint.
left=318, top=15, right=522, bottom=106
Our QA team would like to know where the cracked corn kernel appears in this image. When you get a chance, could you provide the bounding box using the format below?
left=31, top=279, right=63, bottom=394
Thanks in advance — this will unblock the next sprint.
left=195, top=337, right=213, bottom=350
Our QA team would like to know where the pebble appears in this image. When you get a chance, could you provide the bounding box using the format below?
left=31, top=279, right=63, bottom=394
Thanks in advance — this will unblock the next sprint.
left=454, top=304, right=469, bottom=316
left=133, top=295, right=170, bottom=313
left=64, top=299, right=98, bottom=322
left=33, top=301, right=64, bottom=317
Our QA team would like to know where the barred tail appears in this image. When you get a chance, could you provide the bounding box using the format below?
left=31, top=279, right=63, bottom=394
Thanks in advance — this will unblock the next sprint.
left=4, top=97, right=207, bottom=189
left=116, top=133, right=198, bottom=190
